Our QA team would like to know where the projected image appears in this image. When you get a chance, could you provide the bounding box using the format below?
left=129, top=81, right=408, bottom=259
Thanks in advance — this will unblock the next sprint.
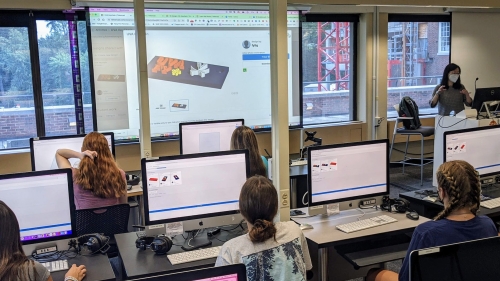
left=170, top=99, right=189, bottom=112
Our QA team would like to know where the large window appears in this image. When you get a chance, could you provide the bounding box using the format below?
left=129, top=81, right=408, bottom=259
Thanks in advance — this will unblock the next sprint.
left=0, top=12, right=93, bottom=151
left=301, top=16, right=357, bottom=125
left=387, top=15, right=451, bottom=118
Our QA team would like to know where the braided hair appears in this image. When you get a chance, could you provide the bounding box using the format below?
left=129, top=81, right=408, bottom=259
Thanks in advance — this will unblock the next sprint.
left=434, top=160, right=481, bottom=220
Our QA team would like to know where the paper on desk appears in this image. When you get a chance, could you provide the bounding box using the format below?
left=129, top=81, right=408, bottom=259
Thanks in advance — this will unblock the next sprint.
left=326, top=203, right=340, bottom=216
left=165, top=222, right=184, bottom=237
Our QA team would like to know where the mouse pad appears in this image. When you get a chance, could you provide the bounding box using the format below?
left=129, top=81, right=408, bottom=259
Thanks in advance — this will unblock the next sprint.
left=148, top=56, right=229, bottom=89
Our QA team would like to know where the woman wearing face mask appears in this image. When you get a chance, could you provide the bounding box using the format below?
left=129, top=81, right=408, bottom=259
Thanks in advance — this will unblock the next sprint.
left=429, top=63, right=473, bottom=116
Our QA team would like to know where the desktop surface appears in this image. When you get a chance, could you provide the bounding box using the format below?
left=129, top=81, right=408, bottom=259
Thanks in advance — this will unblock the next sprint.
left=22, top=238, right=115, bottom=281
left=115, top=227, right=245, bottom=279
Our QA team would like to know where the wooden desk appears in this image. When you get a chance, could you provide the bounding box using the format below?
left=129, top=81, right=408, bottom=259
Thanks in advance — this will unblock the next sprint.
left=293, top=208, right=428, bottom=281
left=22, top=238, right=115, bottom=281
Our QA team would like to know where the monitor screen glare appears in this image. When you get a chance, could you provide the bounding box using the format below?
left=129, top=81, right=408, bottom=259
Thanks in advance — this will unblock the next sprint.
left=31, top=134, right=113, bottom=171
left=144, top=151, right=248, bottom=224
left=309, top=141, right=388, bottom=205
left=180, top=120, right=243, bottom=154
left=0, top=171, right=73, bottom=243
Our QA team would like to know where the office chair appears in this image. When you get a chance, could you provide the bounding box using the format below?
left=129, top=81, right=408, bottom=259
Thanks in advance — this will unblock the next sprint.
left=389, top=104, right=434, bottom=186
left=75, top=203, right=130, bottom=257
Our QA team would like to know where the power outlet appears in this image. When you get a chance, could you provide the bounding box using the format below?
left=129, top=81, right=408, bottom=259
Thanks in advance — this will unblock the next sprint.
left=359, top=198, right=376, bottom=207
left=280, top=190, right=290, bottom=208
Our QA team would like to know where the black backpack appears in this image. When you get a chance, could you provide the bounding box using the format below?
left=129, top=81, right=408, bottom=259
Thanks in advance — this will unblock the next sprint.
left=399, top=96, right=421, bottom=130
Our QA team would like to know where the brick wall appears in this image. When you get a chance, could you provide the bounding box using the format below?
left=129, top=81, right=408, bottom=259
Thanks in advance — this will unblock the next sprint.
left=426, top=22, right=450, bottom=80
left=303, top=91, right=350, bottom=118
left=0, top=106, right=94, bottom=148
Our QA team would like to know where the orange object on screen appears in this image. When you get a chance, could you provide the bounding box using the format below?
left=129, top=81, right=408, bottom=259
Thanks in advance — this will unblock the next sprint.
left=149, top=178, right=158, bottom=181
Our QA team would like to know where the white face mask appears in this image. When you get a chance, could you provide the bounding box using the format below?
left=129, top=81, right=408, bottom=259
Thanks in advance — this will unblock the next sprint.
left=449, top=74, right=460, bottom=83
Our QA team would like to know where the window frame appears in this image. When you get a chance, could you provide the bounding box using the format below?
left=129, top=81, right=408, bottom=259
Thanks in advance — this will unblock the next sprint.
left=301, top=13, right=359, bottom=125
left=438, top=22, right=451, bottom=55
left=0, top=11, right=91, bottom=151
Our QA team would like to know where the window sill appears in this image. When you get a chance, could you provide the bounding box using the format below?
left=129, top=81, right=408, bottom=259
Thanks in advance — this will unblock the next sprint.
left=0, top=148, right=30, bottom=156
left=437, top=51, right=449, bottom=56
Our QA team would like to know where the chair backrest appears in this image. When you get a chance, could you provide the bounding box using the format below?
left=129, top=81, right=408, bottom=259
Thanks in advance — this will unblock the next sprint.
left=75, top=203, right=130, bottom=238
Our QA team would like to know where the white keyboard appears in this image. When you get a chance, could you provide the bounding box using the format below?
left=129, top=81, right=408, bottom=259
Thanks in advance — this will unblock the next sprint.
left=336, top=215, right=398, bottom=233
left=167, top=246, right=222, bottom=265
left=290, top=160, right=308, bottom=166
left=480, top=197, right=500, bottom=209
left=41, top=260, right=69, bottom=272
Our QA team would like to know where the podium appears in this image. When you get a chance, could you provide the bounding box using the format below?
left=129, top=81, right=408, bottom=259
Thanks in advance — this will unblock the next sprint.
left=432, top=115, right=493, bottom=186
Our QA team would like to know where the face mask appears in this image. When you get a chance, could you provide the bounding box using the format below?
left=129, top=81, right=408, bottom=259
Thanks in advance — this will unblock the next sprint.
left=449, top=74, right=460, bottom=83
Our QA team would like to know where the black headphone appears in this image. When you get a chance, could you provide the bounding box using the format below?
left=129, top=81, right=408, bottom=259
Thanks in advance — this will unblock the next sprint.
left=135, top=235, right=172, bottom=255
left=381, top=196, right=410, bottom=213
left=69, top=233, right=110, bottom=254
left=126, top=174, right=140, bottom=186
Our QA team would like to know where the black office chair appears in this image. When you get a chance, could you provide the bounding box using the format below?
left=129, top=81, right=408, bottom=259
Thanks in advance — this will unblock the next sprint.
left=75, top=203, right=130, bottom=257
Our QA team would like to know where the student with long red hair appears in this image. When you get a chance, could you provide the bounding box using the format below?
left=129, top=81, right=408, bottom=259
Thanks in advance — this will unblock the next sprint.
left=56, top=132, right=127, bottom=210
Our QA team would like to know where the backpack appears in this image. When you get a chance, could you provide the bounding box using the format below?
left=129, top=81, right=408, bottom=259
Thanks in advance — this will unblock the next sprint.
left=399, top=96, right=421, bottom=130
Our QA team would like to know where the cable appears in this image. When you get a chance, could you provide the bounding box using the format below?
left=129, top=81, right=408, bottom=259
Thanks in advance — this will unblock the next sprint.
left=356, top=208, right=366, bottom=221
left=436, top=115, right=467, bottom=129
left=302, top=191, right=309, bottom=206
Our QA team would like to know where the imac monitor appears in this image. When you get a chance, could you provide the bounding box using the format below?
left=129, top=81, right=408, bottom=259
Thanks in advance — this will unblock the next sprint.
left=0, top=169, right=76, bottom=245
left=444, top=125, right=500, bottom=181
left=142, top=150, right=250, bottom=231
left=307, top=139, right=389, bottom=210
left=30, top=132, right=115, bottom=171
left=409, top=236, right=500, bottom=281
left=129, top=264, right=247, bottom=281
left=179, top=119, right=244, bottom=154
left=472, top=87, right=500, bottom=113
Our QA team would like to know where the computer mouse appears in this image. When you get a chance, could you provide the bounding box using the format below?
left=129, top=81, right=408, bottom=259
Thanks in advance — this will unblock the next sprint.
left=406, top=212, right=419, bottom=221
left=290, top=210, right=305, bottom=216
left=299, top=223, right=313, bottom=230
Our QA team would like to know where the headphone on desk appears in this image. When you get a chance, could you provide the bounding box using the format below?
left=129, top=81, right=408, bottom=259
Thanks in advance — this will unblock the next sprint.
left=135, top=235, right=172, bottom=255
left=381, top=196, right=410, bottom=213
left=126, top=174, right=140, bottom=186
left=69, top=233, right=110, bottom=254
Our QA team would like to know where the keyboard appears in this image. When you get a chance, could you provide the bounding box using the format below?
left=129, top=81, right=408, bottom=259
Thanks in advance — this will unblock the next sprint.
left=336, top=215, right=398, bottom=233
left=290, top=160, right=307, bottom=166
left=480, top=197, right=500, bottom=209
left=167, top=246, right=222, bottom=265
left=41, top=260, right=69, bottom=272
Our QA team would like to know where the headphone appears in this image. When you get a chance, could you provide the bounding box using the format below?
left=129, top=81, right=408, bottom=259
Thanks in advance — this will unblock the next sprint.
left=126, top=174, right=140, bottom=186
left=135, top=235, right=172, bottom=255
left=381, top=196, right=411, bottom=213
left=69, top=233, right=110, bottom=254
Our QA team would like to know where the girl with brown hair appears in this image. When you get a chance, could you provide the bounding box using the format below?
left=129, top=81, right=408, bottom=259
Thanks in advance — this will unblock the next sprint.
left=367, top=160, right=498, bottom=281
left=230, top=126, right=267, bottom=177
left=215, top=176, right=312, bottom=281
left=56, top=132, right=127, bottom=210
left=0, top=200, right=86, bottom=281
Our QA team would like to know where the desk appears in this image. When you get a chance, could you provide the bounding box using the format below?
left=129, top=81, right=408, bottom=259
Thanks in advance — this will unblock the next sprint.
left=400, top=188, right=500, bottom=219
left=115, top=228, right=244, bottom=279
left=22, top=238, right=115, bottom=281
left=293, top=208, right=428, bottom=281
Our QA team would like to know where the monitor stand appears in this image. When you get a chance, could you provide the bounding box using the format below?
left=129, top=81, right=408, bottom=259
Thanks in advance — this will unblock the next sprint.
left=480, top=101, right=500, bottom=119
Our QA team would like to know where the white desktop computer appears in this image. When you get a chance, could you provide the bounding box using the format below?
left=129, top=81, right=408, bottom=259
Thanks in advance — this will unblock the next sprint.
left=30, top=133, right=115, bottom=171
left=179, top=119, right=243, bottom=154
left=142, top=150, right=250, bottom=232
left=0, top=169, right=76, bottom=245
left=307, top=139, right=390, bottom=216
left=444, top=125, right=500, bottom=185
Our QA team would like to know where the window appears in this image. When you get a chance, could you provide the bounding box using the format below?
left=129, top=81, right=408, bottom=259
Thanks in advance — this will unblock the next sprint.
left=0, top=12, right=93, bottom=151
left=438, top=22, right=450, bottom=54
left=0, top=27, right=37, bottom=149
left=387, top=15, right=451, bottom=118
left=301, top=17, right=357, bottom=125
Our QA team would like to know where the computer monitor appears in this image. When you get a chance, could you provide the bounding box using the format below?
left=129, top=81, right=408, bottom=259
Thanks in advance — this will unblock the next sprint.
left=472, top=87, right=500, bottom=113
left=409, top=236, right=500, bottom=281
left=444, top=125, right=500, bottom=183
left=129, top=264, right=247, bottom=281
left=142, top=150, right=250, bottom=231
left=0, top=169, right=76, bottom=245
left=30, top=132, right=115, bottom=171
left=179, top=119, right=244, bottom=154
left=307, top=139, right=389, bottom=214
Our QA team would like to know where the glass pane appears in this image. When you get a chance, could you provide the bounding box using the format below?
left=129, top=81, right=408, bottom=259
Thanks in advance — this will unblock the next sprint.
left=302, top=22, right=353, bottom=125
left=0, top=27, right=37, bottom=150
left=37, top=20, right=77, bottom=136
left=387, top=22, right=450, bottom=117
left=77, top=21, right=94, bottom=133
